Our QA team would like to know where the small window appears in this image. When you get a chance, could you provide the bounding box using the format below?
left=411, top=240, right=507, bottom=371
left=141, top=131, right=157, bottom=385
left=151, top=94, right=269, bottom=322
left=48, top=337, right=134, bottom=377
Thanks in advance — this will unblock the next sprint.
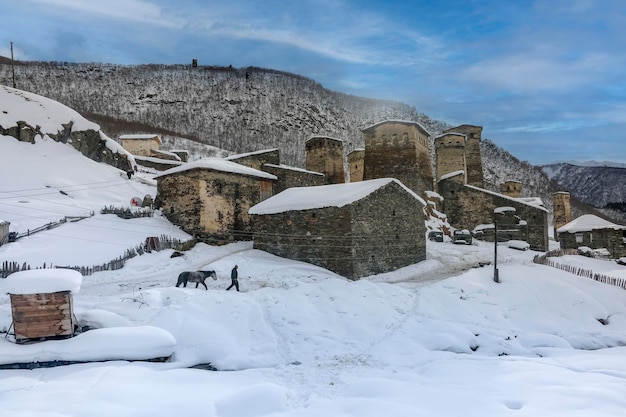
left=575, top=233, right=583, bottom=243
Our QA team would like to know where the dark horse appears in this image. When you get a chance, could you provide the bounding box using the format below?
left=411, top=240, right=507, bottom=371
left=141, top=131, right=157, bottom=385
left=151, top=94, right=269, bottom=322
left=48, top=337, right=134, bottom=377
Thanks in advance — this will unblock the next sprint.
left=175, top=270, right=217, bottom=290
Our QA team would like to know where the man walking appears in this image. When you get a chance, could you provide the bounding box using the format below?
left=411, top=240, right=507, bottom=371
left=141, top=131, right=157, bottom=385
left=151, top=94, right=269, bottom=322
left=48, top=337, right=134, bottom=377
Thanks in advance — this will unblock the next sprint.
left=226, top=265, right=239, bottom=291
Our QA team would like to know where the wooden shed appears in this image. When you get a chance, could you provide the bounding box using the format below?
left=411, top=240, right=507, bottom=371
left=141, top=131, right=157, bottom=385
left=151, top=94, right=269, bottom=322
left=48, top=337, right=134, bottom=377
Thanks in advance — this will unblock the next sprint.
left=3, top=269, right=82, bottom=344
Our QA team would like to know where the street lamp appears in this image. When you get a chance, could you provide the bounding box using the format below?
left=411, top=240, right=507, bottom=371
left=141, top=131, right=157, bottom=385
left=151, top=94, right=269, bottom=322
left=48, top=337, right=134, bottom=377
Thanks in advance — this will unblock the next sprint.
left=493, top=206, right=516, bottom=283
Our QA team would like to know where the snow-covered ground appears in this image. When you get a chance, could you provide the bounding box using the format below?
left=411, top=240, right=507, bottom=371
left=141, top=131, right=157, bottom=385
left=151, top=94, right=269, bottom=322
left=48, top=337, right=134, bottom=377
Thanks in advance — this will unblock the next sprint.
left=2, top=112, right=626, bottom=415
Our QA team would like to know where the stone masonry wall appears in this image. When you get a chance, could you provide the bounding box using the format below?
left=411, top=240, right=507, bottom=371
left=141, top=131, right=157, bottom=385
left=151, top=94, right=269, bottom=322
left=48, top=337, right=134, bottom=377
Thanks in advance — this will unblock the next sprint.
left=305, top=137, right=345, bottom=184
left=438, top=179, right=549, bottom=251
left=251, top=181, right=425, bottom=279
left=157, top=169, right=272, bottom=243
left=348, top=149, right=365, bottom=182
left=362, top=121, right=432, bottom=196
left=435, top=133, right=467, bottom=182
left=262, top=164, right=324, bottom=194
left=445, top=125, right=484, bottom=187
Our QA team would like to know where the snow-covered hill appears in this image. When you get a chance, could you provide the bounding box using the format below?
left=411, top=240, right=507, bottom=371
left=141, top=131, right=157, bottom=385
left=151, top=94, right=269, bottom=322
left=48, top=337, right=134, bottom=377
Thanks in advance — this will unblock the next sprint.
left=2, top=89, right=626, bottom=415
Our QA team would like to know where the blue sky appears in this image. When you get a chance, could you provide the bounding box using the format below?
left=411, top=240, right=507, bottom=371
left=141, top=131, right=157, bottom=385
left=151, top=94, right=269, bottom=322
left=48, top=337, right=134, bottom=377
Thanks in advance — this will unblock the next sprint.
left=1, top=0, right=625, bottom=165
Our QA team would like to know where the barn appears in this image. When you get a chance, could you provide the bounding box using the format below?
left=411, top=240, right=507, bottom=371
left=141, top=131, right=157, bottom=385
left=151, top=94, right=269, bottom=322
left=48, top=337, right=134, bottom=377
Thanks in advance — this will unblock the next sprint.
left=3, top=269, right=82, bottom=344
left=250, top=178, right=426, bottom=280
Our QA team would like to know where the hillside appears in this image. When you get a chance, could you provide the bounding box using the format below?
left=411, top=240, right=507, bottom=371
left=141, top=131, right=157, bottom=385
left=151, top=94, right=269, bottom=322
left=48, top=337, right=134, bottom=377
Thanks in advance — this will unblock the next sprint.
left=0, top=61, right=448, bottom=166
left=542, top=163, right=626, bottom=223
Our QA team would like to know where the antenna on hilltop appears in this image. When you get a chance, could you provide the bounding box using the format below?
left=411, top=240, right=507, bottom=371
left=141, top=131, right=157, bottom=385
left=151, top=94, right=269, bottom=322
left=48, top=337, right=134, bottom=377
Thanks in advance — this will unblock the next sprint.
left=10, top=41, right=16, bottom=88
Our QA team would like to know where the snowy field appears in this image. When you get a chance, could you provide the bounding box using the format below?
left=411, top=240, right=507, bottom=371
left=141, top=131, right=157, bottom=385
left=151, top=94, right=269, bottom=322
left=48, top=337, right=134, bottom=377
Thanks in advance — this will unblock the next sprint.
left=2, top=93, right=626, bottom=416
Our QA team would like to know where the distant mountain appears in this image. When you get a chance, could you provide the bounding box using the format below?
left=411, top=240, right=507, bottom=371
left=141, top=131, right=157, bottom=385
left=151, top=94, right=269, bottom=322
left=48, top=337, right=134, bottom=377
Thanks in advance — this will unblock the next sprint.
left=541, top=162, right=626, bottom=223
left=549, top=160, right=626, bottom=169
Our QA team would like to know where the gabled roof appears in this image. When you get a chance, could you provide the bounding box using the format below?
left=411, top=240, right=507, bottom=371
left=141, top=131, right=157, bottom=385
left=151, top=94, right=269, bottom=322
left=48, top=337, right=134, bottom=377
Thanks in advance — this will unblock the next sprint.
left=557, top=214, right=625, bottom=233
left=249, top=178, right=425, bottom=215
left=225, top=148, right=279, bottom=160
left=154, top=158, right=277, bottom=180
left=361, top=119, right=430, bottom=136
left=119, top=134, right=162, bottom=144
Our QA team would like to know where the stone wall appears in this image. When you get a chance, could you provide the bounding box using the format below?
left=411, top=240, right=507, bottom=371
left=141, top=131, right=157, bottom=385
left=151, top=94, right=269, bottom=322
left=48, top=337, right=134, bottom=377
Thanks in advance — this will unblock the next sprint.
left=305, top=136, right=345, bottom=184
left=228, top=149, right=280, bottom=171
left=347, top=149, right=365, bottom=182
left=262, top=164, right=324, bottom=194
left=120, top=138, right=160, bottom=157
left=157, top=169, right=274, bottom=243
left=444, top=125, right=484, bottom=187
left=434, top=133, right=467, bottom=182
left=251, top=181, right=425, bottom=279
left=362, top=121, right=432, bottom=196
left=552, top=192, right=572, bottom=240
left=499, top=181, right=522, bottom=198
left=438, top=179, right=549, bottom=251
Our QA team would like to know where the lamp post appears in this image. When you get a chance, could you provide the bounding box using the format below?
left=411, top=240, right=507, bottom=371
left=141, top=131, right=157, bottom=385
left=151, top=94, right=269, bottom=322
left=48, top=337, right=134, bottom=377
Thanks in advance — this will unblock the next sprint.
left=494, top=216, right=499, bottom=283
left=493, top=206, right=516, bottom=283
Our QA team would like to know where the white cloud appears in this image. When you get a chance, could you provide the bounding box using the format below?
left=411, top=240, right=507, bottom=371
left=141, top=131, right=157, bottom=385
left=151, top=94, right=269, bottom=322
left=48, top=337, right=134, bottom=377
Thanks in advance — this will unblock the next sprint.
left=28, top=0, right=183, bottom=28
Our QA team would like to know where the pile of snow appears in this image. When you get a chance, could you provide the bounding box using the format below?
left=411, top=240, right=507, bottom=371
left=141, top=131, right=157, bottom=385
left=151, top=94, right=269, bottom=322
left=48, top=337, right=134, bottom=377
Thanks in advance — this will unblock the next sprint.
left=507, top=240, right=530, bottom=251
left=2, top=269, right=82, bottom=294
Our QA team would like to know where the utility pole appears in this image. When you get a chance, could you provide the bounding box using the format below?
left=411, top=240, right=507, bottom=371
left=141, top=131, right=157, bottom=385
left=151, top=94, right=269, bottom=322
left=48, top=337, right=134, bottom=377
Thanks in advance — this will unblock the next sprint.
left=10, top=41, right=16, bottom=88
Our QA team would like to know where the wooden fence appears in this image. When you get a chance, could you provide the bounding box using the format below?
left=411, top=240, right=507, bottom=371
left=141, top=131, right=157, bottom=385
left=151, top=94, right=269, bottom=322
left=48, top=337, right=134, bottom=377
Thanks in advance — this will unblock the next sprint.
left=533, top=253, right=626, bottom=290
left=1, top=235, right=195, bottom=278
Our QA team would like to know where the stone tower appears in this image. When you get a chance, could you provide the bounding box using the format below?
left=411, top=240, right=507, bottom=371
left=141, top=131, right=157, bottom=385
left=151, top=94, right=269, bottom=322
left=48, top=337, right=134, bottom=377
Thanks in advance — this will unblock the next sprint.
left=499, top=180, right=523, bottom=198
left=347, top=148, right=365, bottom=183
left=305, top=136, right=345, bottom=184
left=434, top=132, right=467, bottom=183
left=444, top=125, right=484, bottom=187
left=362, top=120, right=432, bottom=195
left=552, top=191, right=572, bottom=240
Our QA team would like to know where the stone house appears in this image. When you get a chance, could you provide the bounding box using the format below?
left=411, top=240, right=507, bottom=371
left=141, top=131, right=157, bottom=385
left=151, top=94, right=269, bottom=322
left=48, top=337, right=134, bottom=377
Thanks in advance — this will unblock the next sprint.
left=119, top=134, right=162, bottom=157
left=362, top=120, right=432, bottom=196
left=438, top=172, right=549, bottom=251
left=557, top=214, right=626, bottom=258
left=155, top=159, right=277, bottom=243
left=227, top=148, right=325, bottom=193
left=249, top=178, right=426, bottom=280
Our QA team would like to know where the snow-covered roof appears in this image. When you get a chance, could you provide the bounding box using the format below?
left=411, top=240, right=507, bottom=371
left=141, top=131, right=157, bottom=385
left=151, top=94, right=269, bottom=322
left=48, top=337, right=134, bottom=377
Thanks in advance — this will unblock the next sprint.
left=119, top=134, right=162, bottom=144
left=305, top=135, right=343, bottom=144
left=263, top=163, right=324, bottom=176
left=249, top=178, right=425, bottom=215
left=361, top=119, right=431, bottom=136
left=439, top=170, right=465, bottom=181
left=3, top=269, right=82, bottom=295
left=465, top=184, right=549, bottom=213
left=0, top=85, right=100, bottom=134
left=494, top=206, right=516, bottom=214
left=433, top=132, right=467, bottom=140
left=133, top=155, right=183, bottom=166
left=154, top=158, right=278, bottom=180
left=557, top=214, right=625, bottom=233
left=225, top=148, right=279, bottom=160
